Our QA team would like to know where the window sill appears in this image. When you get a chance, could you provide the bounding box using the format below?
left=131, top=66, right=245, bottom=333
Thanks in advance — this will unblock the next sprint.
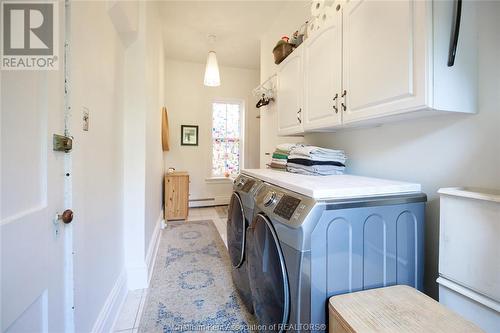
left=205, top=177, right=233, bottom=184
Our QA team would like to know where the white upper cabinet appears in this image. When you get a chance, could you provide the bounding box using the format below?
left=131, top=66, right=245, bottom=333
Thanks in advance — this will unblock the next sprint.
left=342, top=0, right=424, bottom=123
left=303, top=8, right=343, bottom=131
left=275, top=0, right=477, bottom=135
left=342, top=0, right=477, bottom=125
left=277, top=48, right=304, bottom=136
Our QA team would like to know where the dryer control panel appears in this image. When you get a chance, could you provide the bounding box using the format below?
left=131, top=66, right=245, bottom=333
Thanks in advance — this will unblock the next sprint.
left=234, top=174, right=260, bottom=194
left=241, top=179, right=255, bottom=193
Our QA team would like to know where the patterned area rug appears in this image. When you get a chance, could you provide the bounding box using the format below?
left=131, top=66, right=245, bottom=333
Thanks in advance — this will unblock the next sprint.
left=138, top=220, right=255, bottom=332
left=215, top=205, right=229, bottom=219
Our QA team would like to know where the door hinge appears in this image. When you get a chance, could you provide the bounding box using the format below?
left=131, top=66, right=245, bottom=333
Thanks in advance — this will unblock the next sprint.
left=53, top=134, right=73, bottom=152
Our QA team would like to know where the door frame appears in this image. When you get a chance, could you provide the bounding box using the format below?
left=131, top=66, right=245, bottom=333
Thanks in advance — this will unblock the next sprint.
left=62, top=0, right=75, bottom=331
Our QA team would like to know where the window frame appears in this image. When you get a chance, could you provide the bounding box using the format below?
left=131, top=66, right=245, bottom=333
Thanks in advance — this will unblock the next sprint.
left=209, top=98, right=245, bottom=179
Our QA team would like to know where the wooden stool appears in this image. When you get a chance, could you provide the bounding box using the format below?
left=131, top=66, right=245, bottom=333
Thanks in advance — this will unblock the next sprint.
left=329, top=285, right=484, bottom=333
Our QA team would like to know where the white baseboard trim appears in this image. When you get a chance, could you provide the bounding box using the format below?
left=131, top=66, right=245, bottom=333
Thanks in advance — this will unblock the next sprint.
left=91, top=269, right=127, bottom=333
left=146, top=212, right=163, bottom=284
left=126, top=263, right=148, bottom=290
left=126, top=211, right=163, bottom=290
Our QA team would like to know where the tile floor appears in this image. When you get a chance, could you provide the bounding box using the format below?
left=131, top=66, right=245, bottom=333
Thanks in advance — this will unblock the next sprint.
left=113, top=206, right=228, bottom=332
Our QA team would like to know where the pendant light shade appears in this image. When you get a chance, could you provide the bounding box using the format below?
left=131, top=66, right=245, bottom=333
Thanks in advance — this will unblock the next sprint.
left=204, top=34, right=220, bottom=87
left=204, top=51, right=220, bottom=87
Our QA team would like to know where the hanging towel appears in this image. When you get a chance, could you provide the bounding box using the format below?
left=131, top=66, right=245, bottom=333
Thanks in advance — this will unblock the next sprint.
left=161, top=106, right=170, bottom=152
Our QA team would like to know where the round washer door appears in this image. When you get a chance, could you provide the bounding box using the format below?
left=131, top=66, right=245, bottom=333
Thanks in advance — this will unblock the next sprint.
left=247, top=213, right=290, bottom=333
left=227, top=192, right=247, bottom=268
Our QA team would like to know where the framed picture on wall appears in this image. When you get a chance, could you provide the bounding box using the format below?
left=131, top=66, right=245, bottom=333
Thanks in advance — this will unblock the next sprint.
left=181, top=125, right=199, bottom=146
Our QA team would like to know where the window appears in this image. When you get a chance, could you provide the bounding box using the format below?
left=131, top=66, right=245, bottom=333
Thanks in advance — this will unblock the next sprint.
left=211, top=101, right=243, bottom=177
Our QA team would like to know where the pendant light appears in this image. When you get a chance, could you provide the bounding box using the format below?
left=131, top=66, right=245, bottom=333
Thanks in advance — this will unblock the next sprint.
left=204, top=34, right=221, bottom=87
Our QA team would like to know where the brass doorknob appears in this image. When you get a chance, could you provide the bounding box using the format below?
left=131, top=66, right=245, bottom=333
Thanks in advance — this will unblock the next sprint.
left=59, top=209, right=74, bottom=224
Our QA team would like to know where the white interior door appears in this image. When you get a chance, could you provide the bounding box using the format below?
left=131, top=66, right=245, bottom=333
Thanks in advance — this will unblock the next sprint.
left=303, top=14, right=343, bottom=131
left=1, top=3, right=72, bottom=333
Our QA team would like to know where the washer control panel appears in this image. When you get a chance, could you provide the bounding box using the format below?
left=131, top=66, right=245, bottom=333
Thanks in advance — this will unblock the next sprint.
left=274, top=195, right=301, bottom=220
left=263, top=191, right=277, bottom=207
left=255, top=183, right=316, bottom=227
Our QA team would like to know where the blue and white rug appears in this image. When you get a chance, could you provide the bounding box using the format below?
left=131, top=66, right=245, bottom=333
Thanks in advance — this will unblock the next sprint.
left=138, top=220, right=255, bottom=332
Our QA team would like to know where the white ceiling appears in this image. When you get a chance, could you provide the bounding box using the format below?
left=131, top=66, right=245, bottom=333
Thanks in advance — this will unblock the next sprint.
left=159, top=1, right=286, bottom=70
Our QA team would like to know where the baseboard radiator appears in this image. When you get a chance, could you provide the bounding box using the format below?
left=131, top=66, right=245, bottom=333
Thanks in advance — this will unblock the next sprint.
left=189, top=196, right=230, bottom=207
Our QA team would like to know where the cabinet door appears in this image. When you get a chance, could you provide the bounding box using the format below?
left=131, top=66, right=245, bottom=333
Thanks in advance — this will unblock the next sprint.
left=303, top=15, right=342, bottom=130
left=277, top=49, right=304, bottom=136
left=165, top=176, right=179, bottom=219
left=165, top=175, right=189, bottom=220
left=342, top=0, right=426, bottom=124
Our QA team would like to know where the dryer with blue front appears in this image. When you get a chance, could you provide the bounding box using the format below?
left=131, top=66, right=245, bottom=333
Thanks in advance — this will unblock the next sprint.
left=243, top=169, right=427, bottom=332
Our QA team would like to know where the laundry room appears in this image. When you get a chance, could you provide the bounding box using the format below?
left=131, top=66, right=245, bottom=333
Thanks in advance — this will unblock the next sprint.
left=1, top=0, right=499, bottom=332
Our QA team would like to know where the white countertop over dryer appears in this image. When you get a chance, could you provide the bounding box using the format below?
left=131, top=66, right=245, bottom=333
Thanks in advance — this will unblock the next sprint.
left=241, top=169, right=421, bottom=200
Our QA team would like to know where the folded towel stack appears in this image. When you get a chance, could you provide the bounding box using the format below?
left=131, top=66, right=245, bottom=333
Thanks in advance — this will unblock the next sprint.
left=269, top=152, right=287, bottom=169
left=287, top=146, right=347, bottom=176
left=267, top=143, right=305, bottom=170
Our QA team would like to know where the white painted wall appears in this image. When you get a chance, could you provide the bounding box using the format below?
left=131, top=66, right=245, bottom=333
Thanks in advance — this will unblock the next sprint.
left=259, top=1, right=310, bottom=168
left=122, top=1, right=165, bottom=289
left=144, top=1, right=165, bottom=265
left=70, top=2, right=126, bottom=332
left=69, top=0, right=166, bottom=330
left=163, top=59, right=260, bottom=206
left=261, top=1, right=500, bottom=299
left=121, top=2, right=148, bottom=291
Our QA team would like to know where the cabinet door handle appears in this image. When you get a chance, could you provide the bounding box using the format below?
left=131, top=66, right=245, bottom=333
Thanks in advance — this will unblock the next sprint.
left=333, top=93, right=339, bottom=113
left=341, top=90, right=347, bottom=111
left=448, top=0, right=462, bottom=67
left=297, top=108, right=302, bottom=123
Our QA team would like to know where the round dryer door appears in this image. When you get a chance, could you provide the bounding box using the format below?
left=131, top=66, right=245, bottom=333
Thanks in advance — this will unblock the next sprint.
left=227, top=192, right=247, bottom=268
left=247, top=213, right=290, bottom=332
